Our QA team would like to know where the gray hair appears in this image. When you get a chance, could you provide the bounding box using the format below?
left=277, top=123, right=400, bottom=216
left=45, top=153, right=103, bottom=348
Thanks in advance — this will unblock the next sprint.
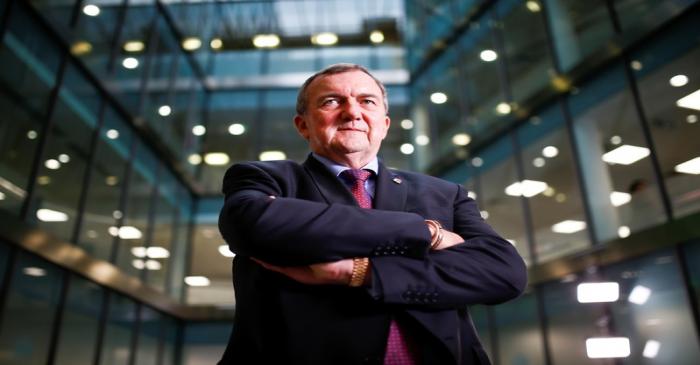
left=295, top=63, right=389, bottom=115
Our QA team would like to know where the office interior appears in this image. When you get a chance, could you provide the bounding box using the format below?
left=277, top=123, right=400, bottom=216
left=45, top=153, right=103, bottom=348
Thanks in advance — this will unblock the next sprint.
left=0, top=0, right=699, bottom=364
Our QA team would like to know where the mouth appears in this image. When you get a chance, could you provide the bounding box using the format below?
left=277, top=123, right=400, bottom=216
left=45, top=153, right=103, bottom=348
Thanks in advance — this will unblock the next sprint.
left=337, top=127, right=367, bottom=133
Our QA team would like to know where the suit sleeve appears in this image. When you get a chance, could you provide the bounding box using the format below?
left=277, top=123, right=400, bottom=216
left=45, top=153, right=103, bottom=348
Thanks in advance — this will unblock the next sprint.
left=368, top=184, right=527, bottom=307
left=218, top=163, right=432, bottom=266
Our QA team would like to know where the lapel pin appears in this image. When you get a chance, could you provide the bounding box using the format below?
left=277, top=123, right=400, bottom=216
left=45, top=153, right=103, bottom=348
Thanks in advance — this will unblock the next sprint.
left=392, top=177, right=402, bottom=184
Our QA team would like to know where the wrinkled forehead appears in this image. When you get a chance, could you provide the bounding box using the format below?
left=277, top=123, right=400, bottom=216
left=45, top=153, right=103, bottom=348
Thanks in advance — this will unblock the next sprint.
left=307, top=70, right=383, bottom=97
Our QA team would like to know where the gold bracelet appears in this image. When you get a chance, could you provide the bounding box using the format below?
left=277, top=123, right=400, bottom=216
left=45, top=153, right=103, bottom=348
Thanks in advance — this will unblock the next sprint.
left=349, top=257, right=369, bottom=287
left=425, top=220, right=444, bottom=250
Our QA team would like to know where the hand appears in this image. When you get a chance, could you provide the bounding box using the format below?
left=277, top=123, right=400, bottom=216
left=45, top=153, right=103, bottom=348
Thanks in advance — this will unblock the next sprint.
left=251, top=258, right=355, bottom=285
left=426, top=221, right=464, bottom=250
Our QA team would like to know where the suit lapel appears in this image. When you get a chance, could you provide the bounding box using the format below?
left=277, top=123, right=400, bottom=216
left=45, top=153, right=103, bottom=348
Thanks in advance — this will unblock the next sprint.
left=374, top=162, right=408, bottom=212
left=302, top=154, right=358, bottom=206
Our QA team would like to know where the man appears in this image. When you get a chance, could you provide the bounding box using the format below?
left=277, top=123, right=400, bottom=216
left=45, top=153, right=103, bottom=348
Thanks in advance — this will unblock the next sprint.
left=218, top=63, right=527, bottom=364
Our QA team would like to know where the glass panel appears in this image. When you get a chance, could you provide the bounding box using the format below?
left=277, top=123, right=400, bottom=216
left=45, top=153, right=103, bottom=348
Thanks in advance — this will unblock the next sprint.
left=0, top=242, right=9, bottom=293
left=115, top=141, right=156, bottom=278
left=54, top=275, right=104, bottom=365
left=0, top=251, right=62, bottom=365
left=543, top=0, right=615, bottom=71
left=78, top=107, right=133, bottom=260
left=614, top=0, right=698, bottom=42
left=0, top=4, right=63, bottom=215
left=684, top=241, right=700, bottom=310
left=29, top=62, right=100, bottom=241
left=474, top=137, right=531, bottom=264
left=630, top=12, right=700, bottom=219
left=517, top=105, right=590, bottom=262
left=71, top=0, right=124, bottom=80
left=136, top=306, right=161, bottom=365
left=469, top=305, right=493, bottom=359
left=167, top=185, right=192, bottom=302
left=145, top=170, right=176, bottom=292
left=494, top=292, right=545, bottom=365
left=569, top=64, right=666, bottom=244
left=495, top=0, right=554, bottom=106
left=99, top=293, right=136, bottom=365
left=182, top=323, right=231, bottom=365
left=268, top=49, right=315, bottom=74
left=161, top=316, right=178, bottom=365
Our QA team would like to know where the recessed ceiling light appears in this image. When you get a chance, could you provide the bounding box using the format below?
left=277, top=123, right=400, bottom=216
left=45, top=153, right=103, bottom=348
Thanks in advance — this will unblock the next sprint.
left=415, top=135, right=430, bottom=146
left=577, top=282, right=619, bottom=303
left=533, top=157, right=545, bottom=168
left=44, top=159, right=61, bottom=170
left=218, top=244, right=235, bottom=258
left=311, top=32, right=338, bottom=46
left=145, top=259, right=161, bottom=270
left=158, top=105, right=171, bottom=117
left=259, top=151, right=286, bottom=161
left=495, top=102, right=511, bottom=115
left=122, top=57, right=139, bottom=69
left=430, top=92, right=447, bottom=104
left=452, top=133, right=471, bottom=146
left=123, top=41, right=145, bottom=52
left=542, top=146, right=559, bottom=158
left=610, top=135, right=622, bottom=145
left=505, top=180, right=548, bottom=197
left=551, top=219, right=586, bottom=234
left=118, top=226, right=143, bottom=240
left=480, top=49, right=498, bottom=62
left=27, top=130, right=38, bottom=139
left=471, top=157, right=483, bottom=167
left=253, top=34, right=280, bottom=48
left=23, top=267, right=46, bottom=277
left=642, top=340, right=660, bottom=359
left=669, top=74, right=689, bottom=87
left=106, top=129, right=120, bottom=139
left=586, top=337, right=631, bottom=358
left=400, top=119, right=414, bottom=130
left=131, top=247, right=147, bottom=258
left=210, top=38, right=223, bottom=50
left=687, top=114, right=698, bottom=124
left=628, top=285, right=652, bottom=305
left=132, top=259, right=145, bottom=270
left=610, top=191, right=631, bottom=207
left=71, top=41, right=92, bottom=56
left=400, top=143, right=414, bottom=155
left=182, top=37, right=202, bottom=51
left=602, top=144, right=650, bottom=165
left=204, top=152, right=230, bottom=166
left=618, top=225, right=631, bottom=238
left=525, top=0, right=541, bottom=12
left=369, top=30, right=384, bottom=44
left=192, top=125, right=206, bottom=136
left=228, top=123, right=245, bottom=135
left=674, top=156, right=700, bottom=174
left=188, top=154, right=202, bottom=165
left=58, top=154, right=70, bottom=163
left=630, top=60, right=643, bottom=71
left=185, top=276, right=210, bottom=286
left=82, top=4, right=100, bottom=16
left=36, top=208, right=69, bottom=222
left=676, top=89, right=700, bottom=111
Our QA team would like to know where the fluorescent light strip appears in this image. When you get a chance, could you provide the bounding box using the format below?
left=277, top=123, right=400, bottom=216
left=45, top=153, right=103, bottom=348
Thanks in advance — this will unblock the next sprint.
left=586, top=337, right=631, bottom=358
left=675, top=156, right=700, bottom=174
left=676, top=89, right=700, bottom=111
left=602, top=145, right=650, bottom=165
left=577, top=282, right=619, bottom=303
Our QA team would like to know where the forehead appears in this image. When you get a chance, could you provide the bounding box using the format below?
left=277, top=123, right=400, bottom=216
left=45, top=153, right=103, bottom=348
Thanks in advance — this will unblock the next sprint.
left=307, top=70, right=383, bottom=97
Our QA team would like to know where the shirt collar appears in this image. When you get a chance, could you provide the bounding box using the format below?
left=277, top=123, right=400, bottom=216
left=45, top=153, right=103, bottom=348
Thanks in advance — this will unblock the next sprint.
left=311, top=153, right=379, bottom=177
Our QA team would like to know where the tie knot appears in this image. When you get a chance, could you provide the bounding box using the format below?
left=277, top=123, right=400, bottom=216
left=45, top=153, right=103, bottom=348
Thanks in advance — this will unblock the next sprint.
left=341, top=169, right=372, bottom=183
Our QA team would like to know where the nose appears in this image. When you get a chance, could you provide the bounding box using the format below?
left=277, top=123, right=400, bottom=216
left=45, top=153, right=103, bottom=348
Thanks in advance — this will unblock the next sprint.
left=341, top=99, right=362, bottom=120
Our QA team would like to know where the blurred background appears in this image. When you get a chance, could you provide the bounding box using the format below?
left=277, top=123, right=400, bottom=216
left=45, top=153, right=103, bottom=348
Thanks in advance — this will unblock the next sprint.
left=0, top=0, right=699, bottom=364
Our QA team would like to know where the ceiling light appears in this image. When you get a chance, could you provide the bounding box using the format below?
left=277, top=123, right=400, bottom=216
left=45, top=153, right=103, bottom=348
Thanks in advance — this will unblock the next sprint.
left=610, top=191, right=631, bottom=207
left=122, top=57, right=139, bottom=69
left=480, top=210, right=489, bottom=219
left=82, top=4, right=100, bottom=16
left=610, top=135, right=622, bottom=145
left=311, top=32, right=338, bottom=46
left=112, top=210, right=122, bottom=219
left=400, top=143, right=414, bottom=155
left=642, top=340, right=660, bottom=359
left=27, top=130, right=38, bottom=139
left=586, top=337, right=631, bottom=358
left=192, top=125, right=206, bottom=136
left=628, top=285, right=652, bottom=305
left=542, top=146, right=559, bottom=158
left=577, top=282, right=619, bottom=303
left=676, top=89, right=700, bottom=111
left=58, top=154, right=70, bottom=163
left=369, top=30, right=384, bottom=44
left=480, top=49, right=498, bottom=62
left=182, top=37, right=202, bottom=51
left=188, top=154, right=202, bottom=165
left=123, top=41, right=144, bottom=52
left=400, top=119, right=414, bottom=130
left=204, top=152, right=230, bottom=166
left=158, top=105, right=171, bottom=116
left=669, top=74, right=689, bottom=87
left=45, top=159, right=61, bottom=170
left=555, top=193, right=567, bottom=202
left=146, top=247, right=170, bottom=259
left=602, top=144, right=650, bottom=165
left=551, top=220, right=586, bottom=234
left=218, top=244, right=235, bottom=258
left=253, top=34, right=280, bottom=48
left=23, top=267, right=46, bottom=277
left=0, top=192, right=5, bottom=200
left=618, top=225, right=631, bottom=238
left=145, top=260, right=161, bottom=270
left=630, top=60, right=643, bottom=71
left=467, top=191, right=477, bottom=199
left=132, top=259, right=145, bottom=270
left=37, top=176, right=51, bottom=185
left=118, top=226, right=142, bottom=240
left=228, top=123, right=245, bottom=135
left=37, top=208, right=69, bottom=222
left=415, top=135, right=430, bottom=146
left=185, top=276, right=210, bottom=286
left=533, top=157, right=545, bottom=168
left=452, top=133, right=471, bottom=146
left=543, top=187, right=555, bottom=197
left=687, top=115, right=698, bottom=124
left=71, top=41, right=92, bottom=55
left=131, top=247, right=147, bottom=258
left=674, top=156, right=700, bottom=174
left=259, top=151, right=286, bottom=161
left=210, top=38, right=223, bottom=50
left=471, top=157, right=483, bottom=167
left=496, top=102, right=512, bottom=115
left=106, top=129, right=119, bottom=139
left=430, top=92, right=447, bottom=104
left=505, top=180, right=548, bottom=198
left=526, top=0, right=541, bottom=12
left=105, top=176, right=118, bottom=186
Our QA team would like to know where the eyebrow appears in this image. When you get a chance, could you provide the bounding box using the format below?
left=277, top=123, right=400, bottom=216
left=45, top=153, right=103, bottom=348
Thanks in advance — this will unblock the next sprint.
left=316, top=92, right=381, bottom=101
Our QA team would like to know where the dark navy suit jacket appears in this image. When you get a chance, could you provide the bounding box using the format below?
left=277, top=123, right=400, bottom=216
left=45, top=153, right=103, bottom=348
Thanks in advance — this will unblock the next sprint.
left=218, top=155, right=527, bottom=365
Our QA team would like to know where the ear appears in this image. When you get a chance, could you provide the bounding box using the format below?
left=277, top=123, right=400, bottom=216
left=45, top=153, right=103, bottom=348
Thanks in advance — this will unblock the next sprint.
left=380, top=116, right=391, bottom=140
left=294, top=115, right=310, bottom=139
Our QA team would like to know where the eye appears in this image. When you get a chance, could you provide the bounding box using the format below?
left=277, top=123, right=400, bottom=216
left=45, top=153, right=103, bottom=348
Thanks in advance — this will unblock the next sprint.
left=322, top=98, right=339, bottom=106
left=362, top=99, right=377, bottom=105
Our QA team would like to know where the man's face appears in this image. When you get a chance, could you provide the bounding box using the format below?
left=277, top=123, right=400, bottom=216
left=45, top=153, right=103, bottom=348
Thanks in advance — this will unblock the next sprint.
left=294, top=70, right=390, bottom=166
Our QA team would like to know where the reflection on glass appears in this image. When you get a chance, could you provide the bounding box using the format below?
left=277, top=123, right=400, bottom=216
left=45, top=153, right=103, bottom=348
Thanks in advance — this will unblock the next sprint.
left=494, top=293, right=545, bottom=364
left=683, top=241, right=700, bottom=311
left=0, top=252, right=62, bottom=365
left=99, top=293, right=136, bottom=365
left=614, top=0, right=697, bottom=42
left=145, top=171, right=177, bottom=292
left=136, top=306, right=161, bottom=364
left=54, top=275, right=104, bottom=365
left=570, top=64, right=666, bottom=244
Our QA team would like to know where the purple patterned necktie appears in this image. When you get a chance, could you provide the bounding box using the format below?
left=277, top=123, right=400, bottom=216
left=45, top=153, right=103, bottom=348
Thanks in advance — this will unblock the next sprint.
left=340, top=169, right=416, bottom=365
